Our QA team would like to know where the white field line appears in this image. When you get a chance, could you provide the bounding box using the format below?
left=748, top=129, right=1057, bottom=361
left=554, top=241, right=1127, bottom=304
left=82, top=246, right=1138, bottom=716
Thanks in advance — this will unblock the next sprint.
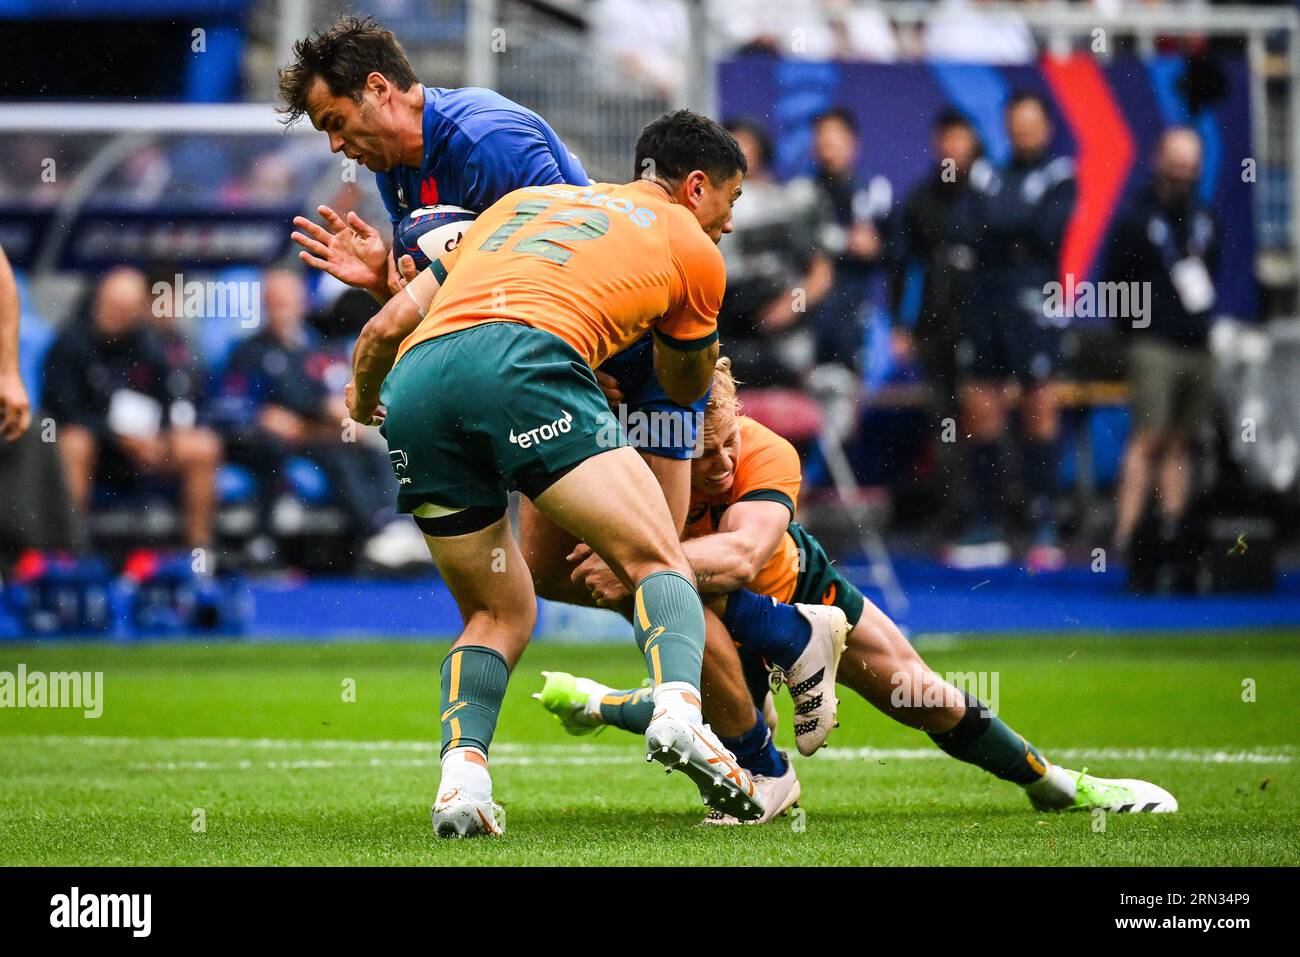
left=4, top=735, right=1295, bottom=772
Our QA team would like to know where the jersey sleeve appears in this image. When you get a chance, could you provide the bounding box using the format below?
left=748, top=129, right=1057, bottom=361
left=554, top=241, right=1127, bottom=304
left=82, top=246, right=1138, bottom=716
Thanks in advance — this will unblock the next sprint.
left=732, top=425, right=803, bottom=515
left=461, top=127, right=582, bottom=210
left=655, top=215, right=724, bottom=351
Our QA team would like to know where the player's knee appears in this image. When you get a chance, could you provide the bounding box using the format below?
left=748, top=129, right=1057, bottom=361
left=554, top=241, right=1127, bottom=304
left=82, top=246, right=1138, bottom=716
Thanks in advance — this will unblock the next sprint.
left=173, top=427, right=222, bottom=468
left=1128, top=431, right=1164, bottom=461
left=464, top=601, right=535, bottom=656
left=962, top=393, right=1005, bottom=437
left=59, top=424, right=97, bottom=461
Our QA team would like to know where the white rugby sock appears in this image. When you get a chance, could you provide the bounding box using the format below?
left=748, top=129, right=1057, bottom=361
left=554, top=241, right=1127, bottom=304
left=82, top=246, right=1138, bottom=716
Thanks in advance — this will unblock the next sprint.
left=1024, top=762, right=1078, bottom=807
left=578, top=678, right=613, bottom=723
left=652, top=680, right=703, bottom=725
left=438, top=747, right=492, bottom=803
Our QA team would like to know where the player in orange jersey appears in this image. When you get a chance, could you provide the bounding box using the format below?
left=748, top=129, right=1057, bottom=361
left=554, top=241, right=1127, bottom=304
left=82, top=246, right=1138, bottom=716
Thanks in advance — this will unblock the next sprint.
left=345, top=111, right=766, bottom=837
left=545, top=358, right=1179, bottom=822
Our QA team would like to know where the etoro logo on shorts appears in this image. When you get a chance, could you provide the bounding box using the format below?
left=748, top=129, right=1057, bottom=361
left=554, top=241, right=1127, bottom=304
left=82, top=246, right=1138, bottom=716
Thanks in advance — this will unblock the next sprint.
left=509, top=410, right=573, bottom=449
left=389, top=449, right=411, bottom=485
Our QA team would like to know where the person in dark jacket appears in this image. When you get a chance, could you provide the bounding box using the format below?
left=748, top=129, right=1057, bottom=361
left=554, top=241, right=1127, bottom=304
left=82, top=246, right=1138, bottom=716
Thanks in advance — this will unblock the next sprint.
left=892, top=111, right=982, bottom=414
left=716, top=119, right=834, bottom=388
left=1106, top=127, right=1219, bottom=553
left=809, top=107, right=892, bottom=371
left=216, top=269, right=397, bottom=549
left=44, top=267, right=221, bottom=547
left=890, top=109, right=982, bottom=532
left=948, top=92, right=1077, bottom=571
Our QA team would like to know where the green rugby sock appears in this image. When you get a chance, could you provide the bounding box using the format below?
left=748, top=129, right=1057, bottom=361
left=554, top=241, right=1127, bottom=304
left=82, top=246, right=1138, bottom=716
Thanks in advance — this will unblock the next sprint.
left=597, top=686, right=655, bottom=733
left=632, top=570, right=705, bottom=688
left=439, top=645, right=509, bottom=758
left=929, top=693, right=1048, bottom=785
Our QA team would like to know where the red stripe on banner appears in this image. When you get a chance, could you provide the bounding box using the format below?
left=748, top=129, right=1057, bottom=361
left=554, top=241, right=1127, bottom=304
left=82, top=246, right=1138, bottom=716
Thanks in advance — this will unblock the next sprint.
left=1040, top=54, right=1135, bottom=285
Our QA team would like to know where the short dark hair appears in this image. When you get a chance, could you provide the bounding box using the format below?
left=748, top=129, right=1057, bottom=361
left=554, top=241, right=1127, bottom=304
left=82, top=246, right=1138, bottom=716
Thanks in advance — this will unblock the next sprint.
left=634, top=110, right=747, bottom=186
left=812, top=107, right=859, bottom=138
left=1005, top=90, right=1051, bottom=116
left=723, top=118, right=773, bottom=170
left=932, top=107, right=971, bottom=132
left=276, top=15, right=419, bottom=125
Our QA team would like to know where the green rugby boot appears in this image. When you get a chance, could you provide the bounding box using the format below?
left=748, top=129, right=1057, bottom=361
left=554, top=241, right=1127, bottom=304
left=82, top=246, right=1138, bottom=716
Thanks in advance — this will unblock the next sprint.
left=533, top=670, right=608, bottom=736
left=1030, top=766, right=1178, bottom=813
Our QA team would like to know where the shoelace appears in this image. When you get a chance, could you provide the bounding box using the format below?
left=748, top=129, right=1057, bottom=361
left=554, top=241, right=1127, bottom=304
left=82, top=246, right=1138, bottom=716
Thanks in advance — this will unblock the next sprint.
left=1074, top=767, right=1132, bottom=804
left=767, top=663, right=787, bottom=694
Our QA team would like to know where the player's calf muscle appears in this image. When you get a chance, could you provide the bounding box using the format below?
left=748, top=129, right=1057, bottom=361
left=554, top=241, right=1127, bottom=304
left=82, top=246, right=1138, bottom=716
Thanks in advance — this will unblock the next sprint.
left=838, top=612, right=963, bottom=731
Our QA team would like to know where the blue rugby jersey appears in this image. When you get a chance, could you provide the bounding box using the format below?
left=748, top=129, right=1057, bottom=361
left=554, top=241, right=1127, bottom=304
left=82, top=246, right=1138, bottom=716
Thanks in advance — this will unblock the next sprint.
left=374, top=86, right=591, bottom=223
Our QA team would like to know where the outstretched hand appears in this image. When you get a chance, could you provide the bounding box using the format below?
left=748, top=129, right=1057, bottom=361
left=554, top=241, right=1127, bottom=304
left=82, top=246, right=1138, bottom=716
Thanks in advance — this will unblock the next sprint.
left=292, top=206, right=390, bottom=299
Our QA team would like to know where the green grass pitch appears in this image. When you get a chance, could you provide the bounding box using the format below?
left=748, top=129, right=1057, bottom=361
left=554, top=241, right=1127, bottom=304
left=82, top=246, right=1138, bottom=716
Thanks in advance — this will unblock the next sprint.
left=1, top=631, right=1297, bottom=866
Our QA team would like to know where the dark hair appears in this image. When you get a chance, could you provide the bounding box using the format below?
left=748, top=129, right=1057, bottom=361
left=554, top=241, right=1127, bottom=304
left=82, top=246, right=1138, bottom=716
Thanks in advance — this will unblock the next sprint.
left=812, top=107, right=859, bottom=138
left=1005, top=90, right=1051, bottom=116
left=723, top=118, right=773, bottom=170
left=276, top=15, right=419, bottom=125
left=634, top=110, right=747, bottom=186
left=932, top=107, right=971, bottom=132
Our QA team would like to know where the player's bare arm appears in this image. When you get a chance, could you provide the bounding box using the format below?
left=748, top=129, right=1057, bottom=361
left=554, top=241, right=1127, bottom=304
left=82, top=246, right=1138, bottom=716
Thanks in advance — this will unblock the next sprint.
left=652, top=337, right=719, bottom=406
left=348, top=265, right=442, bottom=422
left=679, top=500, right=789, bottom=592
left=0, top=245, right=30, bottom=442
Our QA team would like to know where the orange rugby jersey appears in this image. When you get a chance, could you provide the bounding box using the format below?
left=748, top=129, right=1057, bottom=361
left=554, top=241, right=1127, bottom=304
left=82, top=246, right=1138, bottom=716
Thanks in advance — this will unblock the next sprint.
left=684, top=416, right=803, bottom=603
left=395, top=180, right=724, bottom=367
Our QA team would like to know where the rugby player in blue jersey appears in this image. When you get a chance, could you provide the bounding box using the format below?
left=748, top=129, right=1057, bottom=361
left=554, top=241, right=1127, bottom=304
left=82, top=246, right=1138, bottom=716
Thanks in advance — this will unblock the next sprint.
left=279, top=18, right=848, bottom=823
left=280, top=15, right=588, bottom=303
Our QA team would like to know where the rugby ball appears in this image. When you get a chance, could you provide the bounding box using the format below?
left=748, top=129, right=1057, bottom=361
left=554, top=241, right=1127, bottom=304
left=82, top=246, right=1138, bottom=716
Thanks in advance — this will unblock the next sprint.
left=393, top=205, right=477, bottom=271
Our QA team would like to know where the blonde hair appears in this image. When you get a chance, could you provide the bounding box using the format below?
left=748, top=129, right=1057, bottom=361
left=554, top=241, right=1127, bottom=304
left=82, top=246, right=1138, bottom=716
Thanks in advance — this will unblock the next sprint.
left=704, top=356, right=740, bottom=432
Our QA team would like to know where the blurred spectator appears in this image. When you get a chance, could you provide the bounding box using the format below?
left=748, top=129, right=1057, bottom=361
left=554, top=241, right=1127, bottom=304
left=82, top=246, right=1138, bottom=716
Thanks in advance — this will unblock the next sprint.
left=1106, top=128, right=1219, bottom=555
left=949, top=92, right=1077, bottom=570
left=709, top=0, right=837, bottom=60
left=892, top=109, right=981, bottom=409
left=716, top=119, right=833, bottom=388
left=808, top=107, right=892, bottom=371
left=145, top=267, right=209, bottom=422
left=589, top=0, right=691, bottom=101
left=216, top=270, right=412, bottom=564
left=925, top=0, right=1036, bottom=65
left=890, top=109, right=982, bottom=528
left=43, top=267, right=222, bottom=548
left=0, top=246, right=83, bottom=557
left=0, top=247, right=30, bottom=445
left=826, top=0, right=900, bottom=62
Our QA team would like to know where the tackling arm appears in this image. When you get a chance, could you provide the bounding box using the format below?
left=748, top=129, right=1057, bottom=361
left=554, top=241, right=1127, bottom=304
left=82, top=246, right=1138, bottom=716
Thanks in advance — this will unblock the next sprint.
left=681, top=499, right=791, bottom=593
left=652, top=335, right=719, bottom=407
left=348, top=266, right=443, bottom=422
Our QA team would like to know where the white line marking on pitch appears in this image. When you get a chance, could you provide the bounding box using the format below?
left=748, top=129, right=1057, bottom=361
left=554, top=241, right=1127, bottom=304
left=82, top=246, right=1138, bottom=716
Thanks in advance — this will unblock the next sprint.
left=6, top=736, right=1294, bottom=771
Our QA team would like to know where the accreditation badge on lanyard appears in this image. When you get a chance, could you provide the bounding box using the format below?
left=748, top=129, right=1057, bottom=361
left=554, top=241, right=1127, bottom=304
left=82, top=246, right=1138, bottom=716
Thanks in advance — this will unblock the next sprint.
left=1153, top=209, right=1216, bottom=315
left=1170, top=257, right=1215, bottom=314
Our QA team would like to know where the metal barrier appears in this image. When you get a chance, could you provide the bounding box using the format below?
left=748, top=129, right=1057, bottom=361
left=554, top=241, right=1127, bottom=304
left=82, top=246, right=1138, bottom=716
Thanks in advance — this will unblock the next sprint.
left=465, top=0, right=671, bottom=183
left=870, top=1, right=1298, bottom=265
left=456, top=0, right=1296, bottom=270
